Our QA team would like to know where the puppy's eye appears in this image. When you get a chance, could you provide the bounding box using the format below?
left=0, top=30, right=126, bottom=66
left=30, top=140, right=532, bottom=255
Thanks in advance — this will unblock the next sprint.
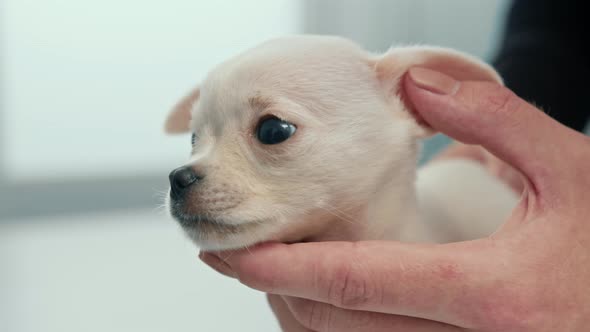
left=256, top=117, right=296, bottom=145
left=191, top=133, right=197, bottom=145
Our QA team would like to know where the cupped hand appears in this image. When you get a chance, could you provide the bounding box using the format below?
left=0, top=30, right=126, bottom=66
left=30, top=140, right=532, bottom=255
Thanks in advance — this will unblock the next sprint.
left=200, top=67, right=590, bottom=331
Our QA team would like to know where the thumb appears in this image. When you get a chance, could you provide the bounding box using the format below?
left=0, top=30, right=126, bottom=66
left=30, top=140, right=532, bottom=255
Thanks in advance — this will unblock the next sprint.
left=403, top=67, right=582, bottom=204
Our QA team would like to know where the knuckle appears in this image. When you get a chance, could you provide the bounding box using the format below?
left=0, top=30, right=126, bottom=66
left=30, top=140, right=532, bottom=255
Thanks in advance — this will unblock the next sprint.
left=479, top=86, right=529, bottom=133
left=291, top=298, right=376, bottom=332
left=306, top=301, right=326, bottom=330
left=481, top=85, right=520, bottom=116
left=325, top=246, right=374, bottom=309
left=291, top=298, right=332, bottom=331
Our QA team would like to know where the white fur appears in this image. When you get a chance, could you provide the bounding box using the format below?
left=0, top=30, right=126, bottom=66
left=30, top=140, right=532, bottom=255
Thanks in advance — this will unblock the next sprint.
left=414, top=159, right=517, bottom=242
left=164, top=35, right=518, bottom=250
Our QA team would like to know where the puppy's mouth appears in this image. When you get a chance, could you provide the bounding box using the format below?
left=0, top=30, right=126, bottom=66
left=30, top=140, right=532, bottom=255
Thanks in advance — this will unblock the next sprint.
left=175, top=214, right=246, bottom=230
left=168, top=199, right=282, bottom=250
left=170, top=207, right=262, bottom=234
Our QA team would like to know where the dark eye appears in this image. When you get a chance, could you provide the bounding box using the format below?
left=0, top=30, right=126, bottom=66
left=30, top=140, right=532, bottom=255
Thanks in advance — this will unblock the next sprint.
left=256, top=117, right=296, bottom=145
left=191, top=133, right=197, bottom=145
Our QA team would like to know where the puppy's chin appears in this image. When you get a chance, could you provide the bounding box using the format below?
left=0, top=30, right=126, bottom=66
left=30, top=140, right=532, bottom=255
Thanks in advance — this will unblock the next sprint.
left=180, top=220, right=331, bottom=251
left=165, top=191, right=354, bottom=250
left=176, top=216, right=273, bottom=251
left=169, top=207, right=336, bottom=251
left=166, top=203, right=278, bottom=251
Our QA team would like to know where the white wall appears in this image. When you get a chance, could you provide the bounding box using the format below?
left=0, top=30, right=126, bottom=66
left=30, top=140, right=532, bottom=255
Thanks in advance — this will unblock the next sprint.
left=305, top=0, right=510, bottom=59
left=1, top=0, right=302, bottom=181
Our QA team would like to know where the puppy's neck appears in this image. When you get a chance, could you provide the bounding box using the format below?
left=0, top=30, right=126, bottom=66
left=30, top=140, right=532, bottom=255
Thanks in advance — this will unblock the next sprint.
left=366, top=177, right=423, bottom=242
left=305, top=157, right=428, bottom=243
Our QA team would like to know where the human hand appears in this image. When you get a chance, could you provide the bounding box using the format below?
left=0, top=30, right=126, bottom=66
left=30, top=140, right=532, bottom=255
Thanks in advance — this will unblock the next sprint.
left=200, top=67, right=590, bottom=331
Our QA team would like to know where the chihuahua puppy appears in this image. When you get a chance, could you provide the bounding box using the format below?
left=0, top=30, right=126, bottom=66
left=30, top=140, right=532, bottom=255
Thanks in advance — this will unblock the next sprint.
left=164, top=35, right=517, bottom=251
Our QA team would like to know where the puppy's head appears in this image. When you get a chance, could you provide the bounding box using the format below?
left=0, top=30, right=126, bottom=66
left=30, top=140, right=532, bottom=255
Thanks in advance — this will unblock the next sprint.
left=164, top=35, right=501, bottom=250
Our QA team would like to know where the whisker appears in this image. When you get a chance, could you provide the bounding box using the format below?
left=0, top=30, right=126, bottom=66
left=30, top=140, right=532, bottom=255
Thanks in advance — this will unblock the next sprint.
left=320, top=203, right=360, bottom=225
left=321, top=207, right=356, bottom=225
left=152, top=188, right=172, bottom=216
left=322, top=201, right=357, bottom=220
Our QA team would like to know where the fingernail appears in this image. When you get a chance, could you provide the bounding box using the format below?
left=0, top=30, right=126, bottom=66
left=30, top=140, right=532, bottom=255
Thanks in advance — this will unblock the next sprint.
left=408, top=67, right=460, bottom=95
left=199, top=252, right=238, bottom=279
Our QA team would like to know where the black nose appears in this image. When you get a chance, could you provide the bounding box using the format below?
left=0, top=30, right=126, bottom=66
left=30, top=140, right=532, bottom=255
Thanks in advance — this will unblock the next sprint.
left=169, top=166, right=201, bottom=200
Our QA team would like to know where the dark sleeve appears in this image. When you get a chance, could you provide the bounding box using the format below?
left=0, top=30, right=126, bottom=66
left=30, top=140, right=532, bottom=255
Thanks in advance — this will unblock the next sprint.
left=492, top=0, right=590, bottom=132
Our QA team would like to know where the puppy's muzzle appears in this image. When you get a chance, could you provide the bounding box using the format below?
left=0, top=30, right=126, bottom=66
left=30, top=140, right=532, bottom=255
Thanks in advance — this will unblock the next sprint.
left=169, top=166, right=202, bottom=200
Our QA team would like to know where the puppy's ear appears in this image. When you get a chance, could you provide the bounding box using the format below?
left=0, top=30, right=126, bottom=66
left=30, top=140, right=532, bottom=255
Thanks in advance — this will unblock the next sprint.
left=164, top=87, right=200, bottom=134
left=373, top=46, right=502, bottom=137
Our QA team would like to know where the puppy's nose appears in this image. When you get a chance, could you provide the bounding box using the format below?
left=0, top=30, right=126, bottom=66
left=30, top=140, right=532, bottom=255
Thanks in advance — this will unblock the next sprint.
left=169, top=166, right=202, bottom=200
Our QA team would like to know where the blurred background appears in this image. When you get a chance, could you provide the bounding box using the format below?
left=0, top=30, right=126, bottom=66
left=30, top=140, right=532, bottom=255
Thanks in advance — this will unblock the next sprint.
left=0, top=0, right=559, bottom=331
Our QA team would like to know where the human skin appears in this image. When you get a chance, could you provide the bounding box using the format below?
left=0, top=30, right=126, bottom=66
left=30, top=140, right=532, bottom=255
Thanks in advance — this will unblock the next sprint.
left=200, top=68, right=590, bottom=331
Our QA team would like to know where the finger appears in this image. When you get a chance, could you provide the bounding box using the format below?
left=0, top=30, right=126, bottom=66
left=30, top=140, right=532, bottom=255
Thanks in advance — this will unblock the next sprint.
left=199, top=251, right=237, bottom=278
left=267, top=294, right=313, bottom=332
left=283, top=296, right=463, bottom=332
left=403, top=67, right=585, bottom=203
left=223, top=241, right=503, bottom=328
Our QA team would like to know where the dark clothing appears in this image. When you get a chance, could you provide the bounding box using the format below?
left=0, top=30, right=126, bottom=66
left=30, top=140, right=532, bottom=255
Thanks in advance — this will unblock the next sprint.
left=493, top=0, right=589, bottom=131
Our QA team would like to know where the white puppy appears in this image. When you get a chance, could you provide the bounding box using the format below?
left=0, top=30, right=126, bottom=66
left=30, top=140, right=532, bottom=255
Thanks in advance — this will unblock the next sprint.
left=164, top=35, right=518, bottom=251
